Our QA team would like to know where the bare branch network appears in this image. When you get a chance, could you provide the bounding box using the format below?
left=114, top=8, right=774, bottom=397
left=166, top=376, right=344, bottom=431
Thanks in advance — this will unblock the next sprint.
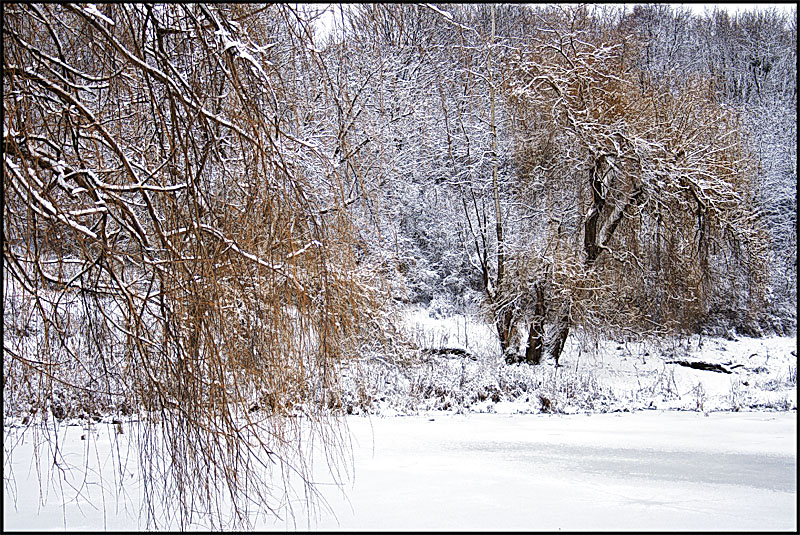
left=3, top=2, right=794, bottom=530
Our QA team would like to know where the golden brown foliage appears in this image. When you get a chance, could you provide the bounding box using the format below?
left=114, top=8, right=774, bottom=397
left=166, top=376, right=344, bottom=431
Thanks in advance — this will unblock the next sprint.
left=3, top=3, right=383, bottom=528
left=503, top=6, right=768, bottom=341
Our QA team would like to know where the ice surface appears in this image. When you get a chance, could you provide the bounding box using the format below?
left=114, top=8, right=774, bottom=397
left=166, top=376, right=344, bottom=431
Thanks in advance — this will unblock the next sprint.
left=3, top=411, right=796, bottom=531
left=267, top=411, right=797, bottom=531
left=3, top=307, right=796, bottom=530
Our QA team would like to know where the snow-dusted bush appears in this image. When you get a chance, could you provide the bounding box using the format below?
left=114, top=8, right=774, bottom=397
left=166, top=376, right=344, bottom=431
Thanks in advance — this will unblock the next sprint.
left=335, top=307, right=797, bottom=417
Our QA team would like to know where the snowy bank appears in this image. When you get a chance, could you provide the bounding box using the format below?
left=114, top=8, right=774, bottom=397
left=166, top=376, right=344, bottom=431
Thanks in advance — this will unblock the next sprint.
left=337, top=307, right=797, bottom=417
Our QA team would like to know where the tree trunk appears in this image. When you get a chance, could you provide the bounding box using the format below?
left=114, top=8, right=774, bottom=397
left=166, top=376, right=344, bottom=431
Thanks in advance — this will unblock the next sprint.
left=488, top=4, right=514, bottom=366
left=523, top=284, right=546, bottom=364
left=549, top=307, right=570, bottom=366
left=584, top=157, right=606, bottom=265
left=497, top=306, right=519, bottom=364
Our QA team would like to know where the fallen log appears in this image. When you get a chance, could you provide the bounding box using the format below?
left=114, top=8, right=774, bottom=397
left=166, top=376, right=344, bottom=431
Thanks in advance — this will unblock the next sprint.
left=422, top=347, right=477, bottom=360
left=665, top=360, right=732, bottom=374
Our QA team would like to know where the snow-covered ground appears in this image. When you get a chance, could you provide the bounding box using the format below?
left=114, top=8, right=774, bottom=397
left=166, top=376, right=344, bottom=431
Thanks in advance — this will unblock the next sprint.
left=276, top=411, right=797, bottom=531
left=3, top=412, right=796, bottom=531
left=339, top=306, right=797, bottom=416
left=3, top=307, right=797, bottom=530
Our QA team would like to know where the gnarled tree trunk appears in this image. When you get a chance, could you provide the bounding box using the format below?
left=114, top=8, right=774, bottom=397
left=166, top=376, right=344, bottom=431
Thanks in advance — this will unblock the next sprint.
left=523, top=284, right=546, bottom=364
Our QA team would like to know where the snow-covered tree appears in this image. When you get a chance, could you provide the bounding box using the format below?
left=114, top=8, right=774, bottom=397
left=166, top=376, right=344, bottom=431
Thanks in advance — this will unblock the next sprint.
left=3, top=3, right=382, bottom=528
left=501, top=5, right=770, bottom=362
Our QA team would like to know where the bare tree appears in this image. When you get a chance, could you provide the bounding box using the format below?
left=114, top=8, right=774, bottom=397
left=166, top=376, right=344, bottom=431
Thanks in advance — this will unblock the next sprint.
left=503, top=5, right=770, bottom=362
left=624, top=4, right=796, bottom=333
left=3, top=3, right=384, bottom=529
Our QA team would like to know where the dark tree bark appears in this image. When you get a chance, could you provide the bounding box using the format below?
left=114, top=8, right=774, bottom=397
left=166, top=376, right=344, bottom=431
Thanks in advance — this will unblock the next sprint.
left=498, top=305, right=518, bottom=364
left=549, top=307, right=571, bottom=366
left=523, top=284, right=546, bottom=364
left=584, top=156, right=607, bottom=265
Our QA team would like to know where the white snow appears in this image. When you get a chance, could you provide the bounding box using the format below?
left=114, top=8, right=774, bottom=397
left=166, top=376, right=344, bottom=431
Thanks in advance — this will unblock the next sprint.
left=3, top=411, right=796, bottom=531
left=83, top=5, right=115, bottom=26
left=287, top=411, right=797, bottom=531
left=338, top=305, right=797, bottom=417
left=3, top=307, right=797, bottom=530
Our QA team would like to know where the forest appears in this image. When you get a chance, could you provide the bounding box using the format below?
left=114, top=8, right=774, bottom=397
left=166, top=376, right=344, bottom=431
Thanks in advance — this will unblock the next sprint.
left=3, top=3, right=796, bottom=529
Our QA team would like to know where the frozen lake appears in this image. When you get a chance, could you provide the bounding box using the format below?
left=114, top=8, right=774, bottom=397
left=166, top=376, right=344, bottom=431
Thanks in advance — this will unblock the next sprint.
left=4, top=411, right=796, bottom=531
left=278, top=411, right=797, bottom=531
